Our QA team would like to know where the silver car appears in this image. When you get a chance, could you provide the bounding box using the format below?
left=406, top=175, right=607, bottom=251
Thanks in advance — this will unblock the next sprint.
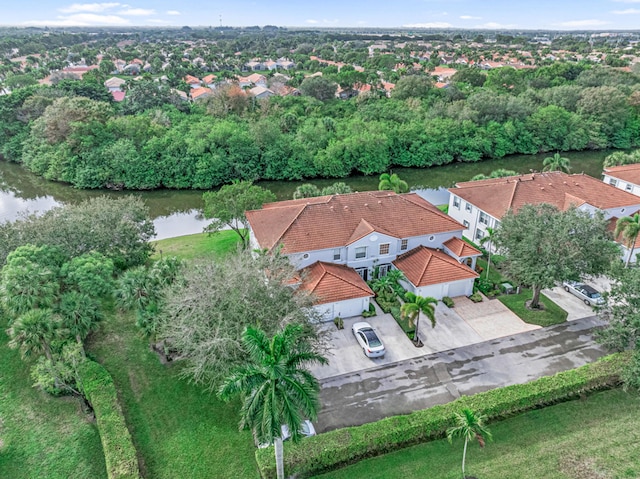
left=352, top=322, right=385, bottom=358
left=562, top=281, right=605, bottom=306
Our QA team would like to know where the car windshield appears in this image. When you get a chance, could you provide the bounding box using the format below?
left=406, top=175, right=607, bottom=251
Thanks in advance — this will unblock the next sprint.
left=585, top=290, right=601, bottom=299
left=362, top=328, right=382, bottom=347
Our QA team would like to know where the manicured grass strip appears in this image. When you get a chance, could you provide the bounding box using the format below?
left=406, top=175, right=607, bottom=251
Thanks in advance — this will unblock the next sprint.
left=499, top=288, right=568, bottom=326
left=79, top=361, right=140, bottom=479
left=476, top=257, right=509, bottom=286
left=0, top=322, right=106, bottom=479
left=87, top=311, right=259, bottom=479
left=151, top=230, right=241, bottom=261
left=314, top=387, right=640, bottom=479
left=256, top=353, right=626, bottom=479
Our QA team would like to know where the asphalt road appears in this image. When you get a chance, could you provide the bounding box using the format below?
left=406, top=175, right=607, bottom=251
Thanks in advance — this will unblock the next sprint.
left=317, top=316, right=607, bottom=432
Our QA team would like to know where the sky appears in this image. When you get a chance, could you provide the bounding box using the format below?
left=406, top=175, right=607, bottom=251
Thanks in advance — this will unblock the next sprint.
left=4, top=0, right=640, bottom=30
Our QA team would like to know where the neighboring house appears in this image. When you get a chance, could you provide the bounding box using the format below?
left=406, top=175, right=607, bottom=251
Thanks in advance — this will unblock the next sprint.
left=237, top=73, right=267, bottom=88
left=250, top=85, right=274, bottom=100
left=202, top=74, right=217, bottom=88
left=264, top=60, right=278, bottom=71
left=190, top=86, right=214, bottom=101
left=246, top=191, right=480, bottom=320
left=448, top=171, right=640, bottom=261
left=276, top=58, right=295, bottom=70
left=104, top=76, right=126, bottom=92
left=245, top=60, right=265, bottom=71
left=602, top=163, right=640, bottom=197
left=608, top=214, right=640, bottom=265
left=111, top=90, right=126, bottom=102
left=184, top=75, right=201, bottom=88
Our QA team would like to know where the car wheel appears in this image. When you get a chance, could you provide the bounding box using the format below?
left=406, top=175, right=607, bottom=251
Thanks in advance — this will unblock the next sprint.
left=584, top=299, right=591, bottom=306
left=362, top=347, right=368, bottom=357
left=564, top=286, right=570, bottom=292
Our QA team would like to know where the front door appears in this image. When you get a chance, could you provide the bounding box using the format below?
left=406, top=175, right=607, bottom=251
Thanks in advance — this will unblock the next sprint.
left=356, top=267, right=369, bottom=281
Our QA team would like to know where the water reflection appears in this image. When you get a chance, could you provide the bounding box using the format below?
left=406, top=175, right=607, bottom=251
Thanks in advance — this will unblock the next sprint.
left=0, top=150, right=612, bottom=239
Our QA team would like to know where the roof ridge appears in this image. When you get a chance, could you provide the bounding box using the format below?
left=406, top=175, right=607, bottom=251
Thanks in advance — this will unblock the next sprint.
left=418, top=246, right=432, bottom=284
left=268, top=204, right=307, bottom=251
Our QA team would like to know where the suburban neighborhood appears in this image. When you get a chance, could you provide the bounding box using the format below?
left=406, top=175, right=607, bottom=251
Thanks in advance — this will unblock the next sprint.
left=3, top=17, right=640, bottom=479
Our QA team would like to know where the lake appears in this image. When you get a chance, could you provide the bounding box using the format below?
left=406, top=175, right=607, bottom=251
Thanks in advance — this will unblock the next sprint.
left=0, top=150, right=611, bottom=240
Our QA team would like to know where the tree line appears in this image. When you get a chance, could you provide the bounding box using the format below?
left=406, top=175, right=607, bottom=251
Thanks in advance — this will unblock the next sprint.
left=0, top=64, right=639, bottom=190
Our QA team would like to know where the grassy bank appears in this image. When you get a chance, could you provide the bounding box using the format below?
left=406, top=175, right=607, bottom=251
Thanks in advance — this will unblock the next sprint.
left=500, top=288, right=568, bottom=327
left=86, top=310, right=258, bottom=479
left=151, top=231, right=241, bottom=261
left=314, top=388, right=640, bottom=479
left=0, top=321, right=107, bottom=479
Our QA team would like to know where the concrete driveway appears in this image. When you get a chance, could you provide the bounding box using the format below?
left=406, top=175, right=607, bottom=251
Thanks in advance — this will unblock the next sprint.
left=311, top=302, right=484, bottom=380
left=316, top=316, right=606, bottom=432
left=543, top=276, right=612, bottom=321
left=452, top=294, right=540, bottom=339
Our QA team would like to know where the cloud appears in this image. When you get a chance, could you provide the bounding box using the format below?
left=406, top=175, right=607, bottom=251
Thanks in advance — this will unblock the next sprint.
left=25, top=13, right=130, bottom=26
left=403, top=22, right=452, bottom=28
left=554, top=19, right=611, bottom=27
left=59, top=2, right=121, bottom=13
left=475, top=22, right=517, bottom=28
left=166, top=10, right=181, bottom=15
left=460, top=15, right=481, bottom=20
left=306, top=19, right=318, bottom=24
left=612, top=8, right=640, bottom=13
left=119, top=7, right=155, bottom=15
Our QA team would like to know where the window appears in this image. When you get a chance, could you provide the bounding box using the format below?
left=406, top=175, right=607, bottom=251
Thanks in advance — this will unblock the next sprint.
left=355, top=246, right=367, bottom=259
left=379, top=243, right=390, bottom=255
left=465, top=202, right=472, bottom=213
left=479, top=212, right=489, bottom=225
left=400, top=239, right=408, bottom=251
left=302, top=253, right=310, bottom=259
left=333, top=249, right=341, bottom=261
left=475, top=229, right=485, bottom=241
left=429, top=235, right=435, bottom=242
left=463, top=220, right=470, bottom=228
left=609, top=179, right=617, bottom=186
left=379, top=264, right=391, bottom=276
left=626, top=184, right=633, bottom=192
left=453, top=196, right=461, bottom=209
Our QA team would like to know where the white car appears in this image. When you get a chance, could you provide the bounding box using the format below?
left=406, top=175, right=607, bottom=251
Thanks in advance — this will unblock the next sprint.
left=256, top=420, right=316, bottom=448
left=352, top=322, right=386, bottom=358
left=562, top=280, right=605, bottom=306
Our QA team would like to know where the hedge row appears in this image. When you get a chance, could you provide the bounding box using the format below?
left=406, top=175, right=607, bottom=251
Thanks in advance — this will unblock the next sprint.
left=79, top=360, right=140, bottom=479
left=256, top=353, right=627, bottom=479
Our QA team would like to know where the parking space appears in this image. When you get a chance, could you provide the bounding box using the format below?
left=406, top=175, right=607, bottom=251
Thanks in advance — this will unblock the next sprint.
left=543, top=276, right=611, bottom=320
left=310, top=302, right=485, bottom=380
left=453, top=294, right=540, bottom=339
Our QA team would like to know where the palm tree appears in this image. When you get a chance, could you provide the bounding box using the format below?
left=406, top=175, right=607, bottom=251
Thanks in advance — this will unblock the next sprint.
left=400, top=293, right=437, bottom=345
left=58, top=292, right=103, bottom=354
left=378, top=173, right=409, bottom=194
left=447, top=408, right=492, bottom=479
left=479, top=227, right=496, bottom=281
left=542, top=152, right=571, bottom=173
left=6, top=309, right=61, bottom=361
left=615, top=213, right=640, bottom=267
left=219, top=325, right=327, bottom=479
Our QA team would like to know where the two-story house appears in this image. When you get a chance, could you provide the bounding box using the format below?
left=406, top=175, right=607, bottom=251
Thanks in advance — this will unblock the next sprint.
left=603, top=163, right=640, bottom=197
left=246, top=191, right=480, bottom=321
left=448, top=171, right=640, bottom=262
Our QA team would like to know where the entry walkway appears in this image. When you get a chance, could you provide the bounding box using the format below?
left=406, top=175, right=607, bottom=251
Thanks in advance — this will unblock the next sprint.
left=316, top=316, right=605, bottom=432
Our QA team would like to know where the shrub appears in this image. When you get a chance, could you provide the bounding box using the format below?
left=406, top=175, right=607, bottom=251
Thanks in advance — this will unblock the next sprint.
left=362, top=303, right=377, bottom=318
left=375, top=295, right=398, bottom=314
left=255, top=354, right=627, bottom=479
left=442, top=296, right=455, bottom=308
left=333, top=317, right=344, bottom=330
left=469, top=292, right=483, bottom=303
left=79, top=360, right=140, bottom=479
left=476, top=277, right=495, bottom=295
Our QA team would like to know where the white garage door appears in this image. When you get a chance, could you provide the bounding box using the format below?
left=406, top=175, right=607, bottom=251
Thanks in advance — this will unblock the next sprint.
left=447, top=279, right=472, bottom=298
left=333, top=298, right=368, bottom=319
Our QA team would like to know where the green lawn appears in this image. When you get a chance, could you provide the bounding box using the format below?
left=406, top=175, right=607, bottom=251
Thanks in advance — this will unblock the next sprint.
left=151, top=231, right=241, bottom=261
left=499, top=288, right=568, bottom=327
left=0, top=320, right=107, bottom=479
left=314, top=388, right=640, bottom=479
left=86, top=310, right=259, bottom=479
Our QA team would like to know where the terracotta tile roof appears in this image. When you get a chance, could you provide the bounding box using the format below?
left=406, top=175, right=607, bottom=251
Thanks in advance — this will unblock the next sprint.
left=300, top=262, right=373, bottom=305
left=111, top=90, right=126, bottom=102
left=246, top=192, right=464, bottom=254
left=184, top=75, right=201, bottom=85
left=393, top=246, right=479, bottom=287
left=443, top=237, right=482, bottom=258
left=190, top=87, right=213, bottom=100
left=604, top=163, right=640, bottom=187
left=450, top=172, right=640, bottom=219
left=202, top=74, right=217, bottom=84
